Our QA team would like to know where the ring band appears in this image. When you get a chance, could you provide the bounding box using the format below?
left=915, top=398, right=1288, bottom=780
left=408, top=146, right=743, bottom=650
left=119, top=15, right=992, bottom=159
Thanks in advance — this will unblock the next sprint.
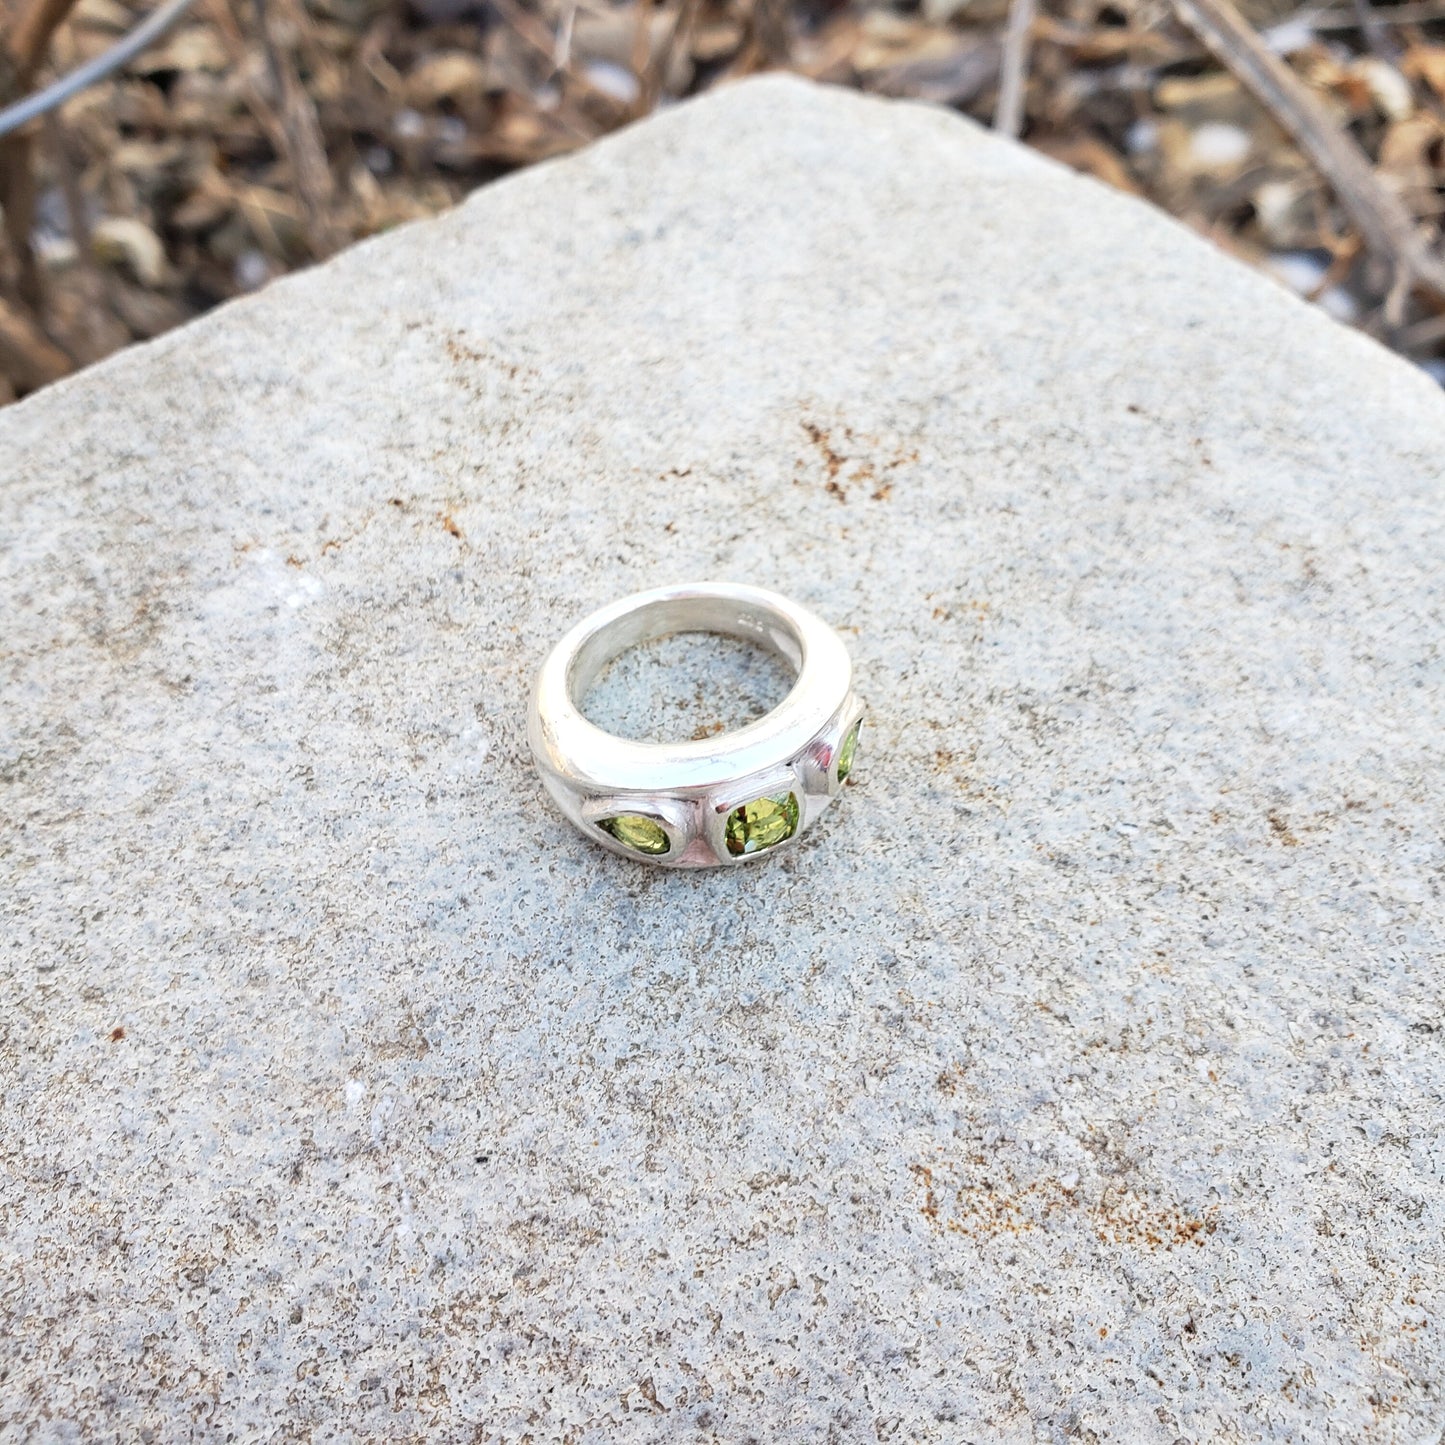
left=528, top=582, right=863, bottom=867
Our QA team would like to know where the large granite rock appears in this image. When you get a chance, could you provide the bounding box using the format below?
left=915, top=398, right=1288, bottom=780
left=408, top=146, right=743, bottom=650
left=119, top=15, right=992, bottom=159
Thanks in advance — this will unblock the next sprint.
left=2, top=75, right=1442, bottom=1442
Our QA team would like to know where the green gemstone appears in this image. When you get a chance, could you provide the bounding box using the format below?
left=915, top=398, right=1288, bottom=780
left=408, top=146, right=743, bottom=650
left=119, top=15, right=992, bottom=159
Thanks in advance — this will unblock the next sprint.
left=725, top=792, right=800, bottom=856
left=836, top=720, right=861, bottom=785
left=598, top=814, right=670, bottom=855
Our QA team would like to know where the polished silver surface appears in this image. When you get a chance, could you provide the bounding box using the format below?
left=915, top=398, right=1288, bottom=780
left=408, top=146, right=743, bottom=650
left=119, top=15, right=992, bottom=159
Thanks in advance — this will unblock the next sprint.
left=528, top=582, right=863, bottom=867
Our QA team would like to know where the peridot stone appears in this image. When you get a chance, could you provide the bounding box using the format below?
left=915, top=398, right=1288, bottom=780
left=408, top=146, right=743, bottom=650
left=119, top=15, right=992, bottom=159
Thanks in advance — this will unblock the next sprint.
left=598, top=814, right=670, bottom=855
left=725, top=792, right=799, bottom=856
left=836, top=720, right=861, bottom=785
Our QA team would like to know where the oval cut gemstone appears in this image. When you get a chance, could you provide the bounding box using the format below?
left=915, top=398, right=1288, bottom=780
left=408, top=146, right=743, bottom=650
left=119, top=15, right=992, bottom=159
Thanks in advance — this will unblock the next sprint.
left=724, top=792, right=800, bottom=856
left=836, top=720, right=861, bottom=785
left=598, top=814, right=670, bottom=855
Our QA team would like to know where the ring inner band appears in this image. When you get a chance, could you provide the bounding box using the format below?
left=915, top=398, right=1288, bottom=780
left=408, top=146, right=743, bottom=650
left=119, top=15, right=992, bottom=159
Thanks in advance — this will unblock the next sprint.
left=566, top=594, right=806, bottom=707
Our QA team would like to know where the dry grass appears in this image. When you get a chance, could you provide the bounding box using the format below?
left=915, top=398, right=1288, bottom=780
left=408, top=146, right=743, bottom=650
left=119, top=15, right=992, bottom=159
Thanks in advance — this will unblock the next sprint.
left=1, top=0, right=1443, bottom=404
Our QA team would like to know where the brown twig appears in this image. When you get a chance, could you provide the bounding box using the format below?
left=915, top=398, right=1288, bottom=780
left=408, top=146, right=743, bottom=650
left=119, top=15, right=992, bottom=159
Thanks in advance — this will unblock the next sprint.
left=486, top=0, right=631, bottom=117
left=553, top=0, right=577, bottom=70
left=996, top=0, right=1036, bottom=138
left=3, top=0, right=82, bottom=93
left=1172, top=0, right=1445, bottom=315
left=643, top=0, right=698, bottom=111
left=627, top=0, right=651, bottom=104
left=0, top=0, right=84, bottom=315
left=248, top=0, right=339, bottom=259
left=1031, top=15, right=1198, bottom=63
left=0, top=293, right=70, bottom=388
left=0, top=132, right=42, bottom=305
left=1398, top=310, right=1445, bottom=348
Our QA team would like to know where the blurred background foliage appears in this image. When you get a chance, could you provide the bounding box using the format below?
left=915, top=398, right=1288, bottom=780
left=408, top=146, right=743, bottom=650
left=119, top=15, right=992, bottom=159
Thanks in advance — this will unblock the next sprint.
left=0, top=0, right=1442, bottom=403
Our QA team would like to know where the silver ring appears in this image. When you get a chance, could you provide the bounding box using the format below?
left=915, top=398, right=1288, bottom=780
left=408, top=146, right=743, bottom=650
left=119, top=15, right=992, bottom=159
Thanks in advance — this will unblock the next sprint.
left=528, top=582, right=863, bottom=867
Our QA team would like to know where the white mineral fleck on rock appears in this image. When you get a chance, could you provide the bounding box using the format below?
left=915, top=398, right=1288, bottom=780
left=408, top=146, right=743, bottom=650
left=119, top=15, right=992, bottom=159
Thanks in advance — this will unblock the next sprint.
left=1, top=74, right=1443, bottom=1442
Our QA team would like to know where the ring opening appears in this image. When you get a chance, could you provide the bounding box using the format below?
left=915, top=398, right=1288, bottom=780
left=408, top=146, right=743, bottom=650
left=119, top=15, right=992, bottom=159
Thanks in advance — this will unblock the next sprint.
left=579, top=630, right=798, bottom=744
left=531, top=582, right=855, bottom=801
left=566, top=594, right=806, bottom=700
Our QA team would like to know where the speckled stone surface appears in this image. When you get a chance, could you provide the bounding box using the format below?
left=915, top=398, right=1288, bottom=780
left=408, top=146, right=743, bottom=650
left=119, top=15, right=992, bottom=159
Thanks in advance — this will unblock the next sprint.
left=3, top=75, right=1444, bottom=1443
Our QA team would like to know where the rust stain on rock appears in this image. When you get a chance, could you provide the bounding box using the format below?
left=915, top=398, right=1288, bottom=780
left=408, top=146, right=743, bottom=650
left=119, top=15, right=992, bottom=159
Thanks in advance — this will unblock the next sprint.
left=909, top=1159, right=1220, bottom=1252
left=802, top=421, right=846, bottom=483
left=909, top=1163, right=940, bottom=1222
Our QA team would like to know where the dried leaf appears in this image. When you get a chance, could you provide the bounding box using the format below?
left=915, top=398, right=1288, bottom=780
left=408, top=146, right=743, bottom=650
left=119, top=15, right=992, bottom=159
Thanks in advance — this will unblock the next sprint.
left=1251, top=174, right=1325, bottom=248
left=867, top=39, right=1000, bottom=108
left=689, top=18, right=743, bottom=64
left=0, top=297, right=72, bottom=392
left=405, top=51, right=498, bottom=107
left=170, top=169, right=239, bottom=231
left=1033, top=134, right=1143, bottom=193
left=109, top=139, right=191, bottom=176
left=91, top=216, right=170, bottom=287
left=70, top=0, right=135, bottom=34
left=133, top=25, right=230, bottom=74
left=1402, top=45, right=1445, bottom=104
left=851, top=13, right=954, bottom=72
left=1377, top=115, right=1445, bottom=217
left=1156, top=72, right=1255, bottom=125
left=107, top=276, right=192, bottom=337
left=1351, top=56, right=1414, bottom=122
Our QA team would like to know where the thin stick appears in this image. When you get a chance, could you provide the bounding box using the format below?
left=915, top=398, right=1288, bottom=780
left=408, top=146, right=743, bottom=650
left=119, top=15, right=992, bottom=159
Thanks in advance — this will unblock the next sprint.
left=249, top=0, right=338, bottom=258
left=643, top=0, right=697, bottom=110
left=1350, top=0, right=1396, bottom=58
left=0, top=131, right=42, bottom=305
left=1291, top=0, right=1445, bottom=28
left=554, top=0, right=576, bottom=70
left=487, top=0, right=628, bottom=113
left=1398, top=311, right=1445, bottom=348
left=1172, top=0, right=1445, bottom=312
left=0, top=0, right=198, bottom=137
left=995, top=0, right=1035, bottom=138
left=0, top=0, right=82, bottom=332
